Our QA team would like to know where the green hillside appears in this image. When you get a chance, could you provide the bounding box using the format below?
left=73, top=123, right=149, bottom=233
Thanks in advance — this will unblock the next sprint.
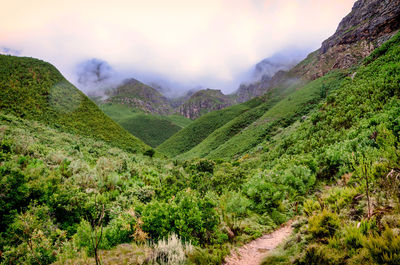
left=180, top=78, right=305, bottom=159
left=207, top=71, right=346, bottom=159
left=253, top=28, right=400, bottom=265
left=161, top=71, right=304, bottom=158
left=0, top=55, right=148, bottom=153
left=157, top=96, right=266, bottom=157
left=100, top=103, right=191, bottom=147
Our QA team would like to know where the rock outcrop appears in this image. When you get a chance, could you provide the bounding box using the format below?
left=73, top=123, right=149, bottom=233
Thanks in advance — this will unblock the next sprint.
left=236, top=0, right=400, bottom=104
left=105, top=78, right=173, bottom=115
left=292, top=0, right=400, bottom=79
left=177, top=89, right=234, bottom=119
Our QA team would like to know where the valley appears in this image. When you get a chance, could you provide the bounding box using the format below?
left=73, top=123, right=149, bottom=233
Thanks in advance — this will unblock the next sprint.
left=1, top=0, right=400, bottom=264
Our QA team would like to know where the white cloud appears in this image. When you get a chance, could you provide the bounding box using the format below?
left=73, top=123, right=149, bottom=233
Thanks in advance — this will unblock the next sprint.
left=0, top=0, right=356, bottom=93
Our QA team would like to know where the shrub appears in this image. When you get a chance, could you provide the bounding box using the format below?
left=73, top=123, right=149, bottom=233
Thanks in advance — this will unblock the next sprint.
left=73, top=219, right=107, bottom=256
left=141, top=192, right=219, bottom=245
left=2, top=205, right=66, bottom=265
left=343, top=226, right=364, bottom=252
left=144, top=148, right=155, bottom=157
left=192, top=159, right=216, bottom=173
left=297, top=244, right=346, bottom=265
left=363, top=228, right=400, bottom=264
left=308, top=210, right=340, bottom=240
left=303, top=199, right=321, bottom=217
left=244, top=174, right=285, bottom=213
left=324, top=187, right=358, bottom=212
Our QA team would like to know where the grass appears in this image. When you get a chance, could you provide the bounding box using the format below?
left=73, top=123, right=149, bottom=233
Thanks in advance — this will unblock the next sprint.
left=100, top=104, right=191, bottom=147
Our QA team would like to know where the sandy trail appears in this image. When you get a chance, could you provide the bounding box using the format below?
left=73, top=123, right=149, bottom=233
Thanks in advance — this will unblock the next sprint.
left=224, top=221, right=293, bottom=265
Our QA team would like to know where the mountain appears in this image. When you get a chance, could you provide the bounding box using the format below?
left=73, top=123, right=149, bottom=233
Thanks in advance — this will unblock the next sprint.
left=95, top=78, right=192, bottom=147
left=0, top=55, right=148, bottom=153
left=292, top=0, right=400, bottom=79
left=235, top=52, right=302, bottom=103
left=105, top=78, right=173, bottom=115
left=235, top=70, right=291, bottom=103
left=177, top=88, right=235, bottom=119
left=161, top=0, right=400, bottom=159
left=235, top=0, right=400, bottom=105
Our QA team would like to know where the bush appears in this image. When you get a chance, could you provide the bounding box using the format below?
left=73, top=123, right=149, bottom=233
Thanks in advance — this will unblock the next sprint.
left=141, top=192, right=219, bottom=245
left=144, top=148, right=155, bottom=157
left=363, top=228, right=400, bottom=264
left=308, top=210, right=340, bottom=240
left=303, top=199, right=321, bottom=217
left=297, top=244, right=346, bottom=265
left=2, top=205, right=66, bottom=265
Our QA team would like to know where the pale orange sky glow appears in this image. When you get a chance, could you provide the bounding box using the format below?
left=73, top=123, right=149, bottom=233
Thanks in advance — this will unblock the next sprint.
left=0, top=0, right=356, bottom=92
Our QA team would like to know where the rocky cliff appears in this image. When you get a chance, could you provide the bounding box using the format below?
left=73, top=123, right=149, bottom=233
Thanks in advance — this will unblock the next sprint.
left=177, top=89, right=234, bottom=119
left=292, top=0, right=400, bottom=79
left=105, top=78, right=173, bottom=115
left=235, top=70, right=288, bottom=103
left=236, top=0, right=400, bottom=104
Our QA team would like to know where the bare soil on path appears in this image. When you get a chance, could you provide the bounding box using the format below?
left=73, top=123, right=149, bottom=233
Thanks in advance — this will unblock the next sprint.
left=224, top=221, right=293, bottom=265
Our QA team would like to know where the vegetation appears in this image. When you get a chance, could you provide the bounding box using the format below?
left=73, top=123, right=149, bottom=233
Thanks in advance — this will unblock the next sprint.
left=258, top=31, right=400, bottom=264
left=1, top=18, right=400, bottom=265
left=160, top=75, right=305, bottom=158
left=0, top=55, right=147, bottom=153
left=100, top=104, right=191, bottom=147
left=157, top=97, right=264, bottom=157
left=207, top=71, right=346, bottom=159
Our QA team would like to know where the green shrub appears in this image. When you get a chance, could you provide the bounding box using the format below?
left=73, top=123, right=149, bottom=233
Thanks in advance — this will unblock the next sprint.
left=363, top=228, right=400, bottom=264
left=324, top=187, right=358, bottom=212
left=303, top=199, right=321, bottom=217
left=343, top=226, right=364, bottom=252
left=2, top=205, right=66, bottom=265
left=144, top=148, right=155, bottom=157
left=308, top=210, right=340, bottom=240
left=297, top=244, right=346, bottom=265
left=141, top=192, right=219, bottom=245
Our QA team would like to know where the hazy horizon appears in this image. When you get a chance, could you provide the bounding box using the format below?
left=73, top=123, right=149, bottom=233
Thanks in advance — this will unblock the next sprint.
left=1, top=0, right=356, bottom=95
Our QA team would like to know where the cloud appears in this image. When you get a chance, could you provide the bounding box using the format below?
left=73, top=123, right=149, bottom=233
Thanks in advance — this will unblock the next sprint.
left=0, top=47, right=21, bottom=56
left=0, top=0, right=356, bottom=93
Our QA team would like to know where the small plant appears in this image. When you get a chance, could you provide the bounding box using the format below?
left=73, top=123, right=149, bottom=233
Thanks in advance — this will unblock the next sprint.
left=151, top=233, right=193, bottom=265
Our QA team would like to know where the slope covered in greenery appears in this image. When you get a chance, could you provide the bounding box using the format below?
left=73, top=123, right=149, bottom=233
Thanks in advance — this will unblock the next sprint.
left=100, top=103, right=191, bottom=147
left=157, top=96, right=266, bottom=157
left=245, top=31, right=400, bottom=265
left=206, top=71, right=346, bottom=159
left=159, top=75, right=304, bottom=158
left=0, top=55, right=148, bottom=153
left=180, top=78, right=305, bottom=159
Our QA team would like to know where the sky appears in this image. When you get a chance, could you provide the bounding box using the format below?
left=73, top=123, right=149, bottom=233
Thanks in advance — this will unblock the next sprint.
left=0, top=0, right=356, bottom=95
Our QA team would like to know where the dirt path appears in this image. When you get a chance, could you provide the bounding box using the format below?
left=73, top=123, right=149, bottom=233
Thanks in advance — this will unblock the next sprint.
left=224, top=221, right=293, bottom=265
